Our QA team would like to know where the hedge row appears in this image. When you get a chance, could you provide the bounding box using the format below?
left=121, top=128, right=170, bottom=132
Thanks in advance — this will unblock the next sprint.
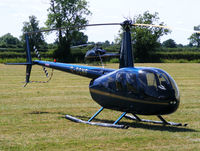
left=159, top=47, right=200, bottom=52
left=1, top=51, right=200, bottom=61
left=0, top=52, right=53, bottom=59
left=0, top=48, right=51, bottom=53
left=152, top=51, right=200, bottom=60
left=0, top=48, right=24, bottom=52
left=0, top=58, right=54, bottom=64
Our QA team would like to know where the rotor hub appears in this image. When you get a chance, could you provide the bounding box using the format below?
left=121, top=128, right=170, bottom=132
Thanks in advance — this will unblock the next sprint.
left=121, top=20, right=132, bottom=31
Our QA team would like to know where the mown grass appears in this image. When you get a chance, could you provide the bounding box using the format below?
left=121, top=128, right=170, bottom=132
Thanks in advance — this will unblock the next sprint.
left=0, top=63, right=200, bottom=151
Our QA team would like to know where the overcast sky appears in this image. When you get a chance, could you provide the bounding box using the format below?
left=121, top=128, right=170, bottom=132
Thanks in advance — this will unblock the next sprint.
left=0, top=0, right=200, bottom=44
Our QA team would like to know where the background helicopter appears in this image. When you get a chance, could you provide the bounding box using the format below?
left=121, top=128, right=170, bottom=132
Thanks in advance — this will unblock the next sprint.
left=71, top=43, right=119, bottom=62
left=84, top=46, right=119, bottom=60
left=6, top=20, right=188, bottom=129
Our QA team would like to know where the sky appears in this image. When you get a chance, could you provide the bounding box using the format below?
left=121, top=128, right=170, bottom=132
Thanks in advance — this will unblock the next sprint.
left=0, top=0, right=200, bottom=45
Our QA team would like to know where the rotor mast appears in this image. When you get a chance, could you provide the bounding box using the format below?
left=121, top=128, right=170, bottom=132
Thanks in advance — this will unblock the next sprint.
left=119, top=20, right=134, bottom=68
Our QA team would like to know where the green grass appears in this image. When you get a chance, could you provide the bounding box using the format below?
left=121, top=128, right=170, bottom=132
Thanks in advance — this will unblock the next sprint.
left=0, top=63, right=200, bottom=150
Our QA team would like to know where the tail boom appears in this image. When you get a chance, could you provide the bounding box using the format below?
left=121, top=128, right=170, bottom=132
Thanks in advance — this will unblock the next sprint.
left=33, top=60, right=114, bottom=79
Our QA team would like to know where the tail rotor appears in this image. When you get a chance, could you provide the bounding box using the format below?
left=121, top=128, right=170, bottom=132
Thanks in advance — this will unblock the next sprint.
left=33, top=46, right=49, bottom=78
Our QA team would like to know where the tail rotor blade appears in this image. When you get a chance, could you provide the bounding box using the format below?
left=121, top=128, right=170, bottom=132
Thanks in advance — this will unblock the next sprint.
left=43, top=67, right=49, bottom=77
left=33, top=46, right=49, bottom=78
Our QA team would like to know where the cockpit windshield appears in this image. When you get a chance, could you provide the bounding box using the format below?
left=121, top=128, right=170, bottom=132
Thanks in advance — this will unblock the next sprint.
left=138, top=69, right=180, bottom=100
left=92, top=68, right=179, bottom=101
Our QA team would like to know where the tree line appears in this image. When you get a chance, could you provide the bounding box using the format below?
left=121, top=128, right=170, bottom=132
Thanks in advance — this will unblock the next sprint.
left=0, top=0, right=200, bottom=62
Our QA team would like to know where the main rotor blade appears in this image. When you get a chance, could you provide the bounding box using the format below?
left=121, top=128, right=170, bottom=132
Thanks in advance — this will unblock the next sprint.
left=81, top=23, right=121, bottom=27
left=25, top=21, right=200, bottom=35
left=133, top=23, right=171, bottom=29
left=133, top=23, right=200, bottom=34
left=71, top=43, right=93, bottom=48
left=25, top=27, right=64, bottom=34
left=25, top=23, right=121, bottom=35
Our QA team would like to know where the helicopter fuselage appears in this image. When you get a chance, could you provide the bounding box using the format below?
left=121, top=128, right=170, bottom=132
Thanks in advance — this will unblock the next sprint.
left=89, top=67, right=180, bottom=115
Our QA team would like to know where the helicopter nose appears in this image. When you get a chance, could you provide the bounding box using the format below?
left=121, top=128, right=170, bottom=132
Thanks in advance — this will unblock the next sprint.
left=168, top=97, right=180, bottom=114
left=157, top=90, right=180, bottom=114
left=169, top=99, right=178, bottom=106
left=158, top=96, right=178, bottom=106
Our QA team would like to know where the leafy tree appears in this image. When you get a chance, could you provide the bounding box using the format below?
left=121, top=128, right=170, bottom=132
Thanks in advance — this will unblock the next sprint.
left=46, top=0, right=91, bottom=62
left=21, top=15, right=46, bottom=51
left=104, top=40, right=110, bottom=47
left=131, top=11, right=170, bottom=62
left=0, top=33, right=21, bottom=48
left=176, top=44, right=183, bottom=48
left=162, top=39, right=177, bottom=48
left=188, top=33, right=200, bottom=47
left=71, top=31, right=88, bottom=46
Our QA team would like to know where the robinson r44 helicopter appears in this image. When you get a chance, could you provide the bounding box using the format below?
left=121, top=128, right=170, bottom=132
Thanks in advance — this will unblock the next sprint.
left=7, top=20, right=188, bottom=129
left=71, top=43, right=119, bottom=63
left=84, top=46, right=119, bottom=60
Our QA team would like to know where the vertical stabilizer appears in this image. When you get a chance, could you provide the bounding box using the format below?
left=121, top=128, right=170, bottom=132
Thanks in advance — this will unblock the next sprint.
left=24, top=34, right=32, bottom=85
left=25, top=34, right=32, bottom=64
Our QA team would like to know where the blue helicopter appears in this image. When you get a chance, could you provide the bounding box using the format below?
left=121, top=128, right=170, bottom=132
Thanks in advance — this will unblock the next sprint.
left=6, top=20, right=187, bottom=129
left=84, top=46, right=119, bottom=60
left=71, top=43, right=119, bottom=61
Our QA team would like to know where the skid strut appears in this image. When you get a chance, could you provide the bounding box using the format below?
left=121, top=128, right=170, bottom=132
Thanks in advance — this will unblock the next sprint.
left=125, top=114, right=187, bottom=126
left=65, top=107, right=129, bottom=129
left=88, top=107, right=104, bottom=122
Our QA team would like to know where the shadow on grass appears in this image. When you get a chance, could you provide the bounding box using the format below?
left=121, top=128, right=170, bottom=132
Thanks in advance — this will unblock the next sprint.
left=28, top=111, right=66, bottom=115
left=29, top=111, right=50, bottom=114
left=27, top=111, right=198, bottom=132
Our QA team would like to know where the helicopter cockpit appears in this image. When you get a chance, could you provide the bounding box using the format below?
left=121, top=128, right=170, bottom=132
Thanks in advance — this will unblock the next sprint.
left=137, top=69, right=180, bottom=101
left=112, top=68, right=180, bottom=102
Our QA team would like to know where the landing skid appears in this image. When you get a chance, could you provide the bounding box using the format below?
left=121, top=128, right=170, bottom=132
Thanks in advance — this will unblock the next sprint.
left=125, top=114, right=188, bottom=127
left=65, top=107, right=187, bottom=129
left=65, top=107, right=129, bottom=129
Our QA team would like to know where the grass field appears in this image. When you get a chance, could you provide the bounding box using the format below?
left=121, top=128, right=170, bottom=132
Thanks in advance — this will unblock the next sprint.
left=0, top=63, right=200, bottom=151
